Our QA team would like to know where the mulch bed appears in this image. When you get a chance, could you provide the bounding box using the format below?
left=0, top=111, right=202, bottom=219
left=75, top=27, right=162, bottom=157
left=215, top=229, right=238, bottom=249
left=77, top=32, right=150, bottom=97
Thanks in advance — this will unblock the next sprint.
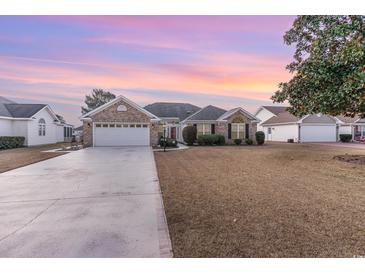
left=155, top=144, right=365, bottom=257
left=334, top=155, right=365, bottom=165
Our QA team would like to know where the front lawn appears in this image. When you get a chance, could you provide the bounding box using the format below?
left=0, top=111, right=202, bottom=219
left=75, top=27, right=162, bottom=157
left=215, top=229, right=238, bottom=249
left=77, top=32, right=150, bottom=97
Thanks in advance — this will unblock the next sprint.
left=154, top=143, right=365, bottom=257
left=0, top=143, right=69, bottom=173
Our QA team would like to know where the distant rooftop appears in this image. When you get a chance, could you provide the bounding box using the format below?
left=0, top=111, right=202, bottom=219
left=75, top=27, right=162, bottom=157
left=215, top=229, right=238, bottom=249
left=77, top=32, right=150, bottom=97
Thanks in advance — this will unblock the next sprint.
left=262, top=105, right=289, bottom=115
left=144, top=102, right=201, bottom=121
left=184, top=105, right=227, bottom=121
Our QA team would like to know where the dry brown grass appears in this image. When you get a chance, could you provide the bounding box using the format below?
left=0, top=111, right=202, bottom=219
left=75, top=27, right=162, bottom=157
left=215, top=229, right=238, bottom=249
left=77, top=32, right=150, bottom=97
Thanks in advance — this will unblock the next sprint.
left=154, top=143, right=365, bottom=257
left=0, top=143, right=69, bottom=173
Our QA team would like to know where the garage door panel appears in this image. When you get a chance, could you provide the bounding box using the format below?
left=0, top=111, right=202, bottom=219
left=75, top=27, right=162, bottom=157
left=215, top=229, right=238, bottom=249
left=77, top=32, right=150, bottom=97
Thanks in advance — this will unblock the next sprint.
left=300, top=125, right=336, bottom=142
left=94, top=125, right=150, bottom=146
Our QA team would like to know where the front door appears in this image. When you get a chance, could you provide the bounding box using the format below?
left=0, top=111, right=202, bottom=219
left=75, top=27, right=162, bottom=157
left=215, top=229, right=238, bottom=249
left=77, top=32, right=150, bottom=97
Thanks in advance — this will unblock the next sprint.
left=170, top=127, right=176, bottom=139
left=267, top=127, right=272, bottom=141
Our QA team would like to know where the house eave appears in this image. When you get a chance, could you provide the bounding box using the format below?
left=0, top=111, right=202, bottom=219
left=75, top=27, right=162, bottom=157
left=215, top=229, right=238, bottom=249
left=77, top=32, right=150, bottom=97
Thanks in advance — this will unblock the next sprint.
left=0, top=116, right=32, bottom=121
left=262, top=122, right=298, bottom=126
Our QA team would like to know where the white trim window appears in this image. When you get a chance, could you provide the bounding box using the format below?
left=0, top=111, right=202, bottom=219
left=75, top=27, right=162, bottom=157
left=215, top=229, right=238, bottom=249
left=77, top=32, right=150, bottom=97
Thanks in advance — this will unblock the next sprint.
left=38, top=118, right=46, bottom=136
left=197, top=123, right=212, bottom=136
left=231, top=123, right=244, bottom=139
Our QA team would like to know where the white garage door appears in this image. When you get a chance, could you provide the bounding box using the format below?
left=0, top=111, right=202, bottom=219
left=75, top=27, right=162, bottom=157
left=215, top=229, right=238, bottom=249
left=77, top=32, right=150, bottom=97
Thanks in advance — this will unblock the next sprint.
left=94, top=123, right=150, bottom=146
left=300, top=125, right=337, bottom=142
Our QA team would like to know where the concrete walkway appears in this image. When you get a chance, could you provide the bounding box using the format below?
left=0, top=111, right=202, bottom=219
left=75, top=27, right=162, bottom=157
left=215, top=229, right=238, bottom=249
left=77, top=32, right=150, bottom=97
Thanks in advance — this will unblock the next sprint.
left=0, top=147, right=172, bottom=257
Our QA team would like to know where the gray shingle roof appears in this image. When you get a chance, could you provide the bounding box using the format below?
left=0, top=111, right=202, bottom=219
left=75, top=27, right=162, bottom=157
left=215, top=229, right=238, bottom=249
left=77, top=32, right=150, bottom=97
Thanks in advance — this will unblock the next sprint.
left=4, top=104, right=47, bottom=118
left=0, top=96, right=16, bottom=117
left=302, top=114, right=336, bottom=124
left=1, top=96, right=47, bottom=118
left=336, top=115, right=359, bottom=124
left=262, top=106, right=289, bottom=115
left=262, top=111, right=339, bottom=125
left=185, top=105, right=227, bottom=121
left=144, top=102, right=200, bottom=121
left=261, top=111, right=299, bottom=125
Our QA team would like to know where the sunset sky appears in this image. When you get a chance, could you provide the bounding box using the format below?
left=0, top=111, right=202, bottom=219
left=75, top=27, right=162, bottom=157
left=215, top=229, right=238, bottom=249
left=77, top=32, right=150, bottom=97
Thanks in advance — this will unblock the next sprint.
left=0, top=16, right=295, bottom=125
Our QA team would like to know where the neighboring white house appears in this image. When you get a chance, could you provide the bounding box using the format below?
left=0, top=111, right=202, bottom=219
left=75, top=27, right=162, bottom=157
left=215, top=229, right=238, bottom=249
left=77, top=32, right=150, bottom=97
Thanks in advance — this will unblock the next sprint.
left=0, top=96, right=73, bottom=146
left=255, top=105, right=289, bottom=132
left=256, top=106, right=339, bottom=143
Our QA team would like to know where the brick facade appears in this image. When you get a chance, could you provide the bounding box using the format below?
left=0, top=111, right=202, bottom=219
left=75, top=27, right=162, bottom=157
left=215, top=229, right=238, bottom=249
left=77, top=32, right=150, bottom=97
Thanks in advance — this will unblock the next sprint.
left=82, top=98, right=159, bottom=147
left=186, top=112, right=258, bottom=144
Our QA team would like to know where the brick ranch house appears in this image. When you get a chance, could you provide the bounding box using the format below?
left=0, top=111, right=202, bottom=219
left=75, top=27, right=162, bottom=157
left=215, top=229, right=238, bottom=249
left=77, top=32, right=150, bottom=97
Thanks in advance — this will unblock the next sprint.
left=80, top=95, right=259, bottom=146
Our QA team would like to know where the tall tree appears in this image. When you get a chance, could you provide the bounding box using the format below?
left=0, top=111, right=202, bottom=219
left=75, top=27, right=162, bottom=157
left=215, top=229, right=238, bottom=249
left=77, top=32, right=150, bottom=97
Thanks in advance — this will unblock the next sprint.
left=272, top=16, right=365, bottom=117
left=81, top=89, right=116, bottom=114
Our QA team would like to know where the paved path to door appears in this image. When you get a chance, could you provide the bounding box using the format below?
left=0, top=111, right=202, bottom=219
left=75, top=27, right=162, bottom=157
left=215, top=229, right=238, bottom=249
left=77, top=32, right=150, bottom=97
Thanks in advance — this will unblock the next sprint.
left=0, top=147, right=172, bottom=257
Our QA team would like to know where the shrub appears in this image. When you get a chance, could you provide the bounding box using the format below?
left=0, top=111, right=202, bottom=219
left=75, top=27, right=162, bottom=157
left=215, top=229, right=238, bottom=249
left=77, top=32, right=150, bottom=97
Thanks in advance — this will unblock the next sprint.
left=182, top=125, right=197, bottom=145
left=0, top=136, right=25, bottom=150
left=255, top=131, right=265, bottom=145
left=339, top=134, right=352, bottom=143
left=233, top=138, right=242, bottom=145
left=216, top=134, right=225, bottom=145
left=197, top=134, right=225, bottom=146
left=159, top=137, right=177, bottom=147
left=245, top=138, right=253, bottom=145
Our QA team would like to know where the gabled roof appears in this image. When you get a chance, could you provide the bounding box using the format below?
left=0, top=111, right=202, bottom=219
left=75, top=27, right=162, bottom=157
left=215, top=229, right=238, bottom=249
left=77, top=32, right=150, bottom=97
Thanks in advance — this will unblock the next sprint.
left=0, top=96, right=14, bottom=117
left=299, top=114, right=337, bottom=124
left=144, top=102, right=200, bottom=121
left=262, top=111, right=339, bottom=126
left=255, top=105, right=289, bottom=116
left=355, top=117, right=365, bottom=123
left=183, top=105, right=226, bottom=122
left=217, top=107, right=258, bottom=121
left=4, top=104, right=47, bottom=118
left=0, top=96, right=56, bottom=119
left=336, top=115, right=359, bottom=124
left=81, top=95, right=160, bottom=120
left=261, top=111, right=299, bottom=125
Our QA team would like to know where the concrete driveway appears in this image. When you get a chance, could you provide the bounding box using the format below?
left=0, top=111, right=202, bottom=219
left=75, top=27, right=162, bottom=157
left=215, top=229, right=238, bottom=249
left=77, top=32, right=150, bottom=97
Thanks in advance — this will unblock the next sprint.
left=0, top=147, right=172, bottom=257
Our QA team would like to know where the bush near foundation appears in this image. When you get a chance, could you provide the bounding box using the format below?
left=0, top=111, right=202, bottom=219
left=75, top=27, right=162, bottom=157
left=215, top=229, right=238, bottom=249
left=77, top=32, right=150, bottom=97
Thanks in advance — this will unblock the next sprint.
left=233, top=139, right=242, bottom=145
left=159, top=137, right=178, bottom=147
left=339, top=134, right=352, bottom=143
left=0, top=136, right=25, bottom=150
left=182, top=126, right=197, bottom=145
left=197, top=134, right=225, bottom=146
left=255, top=131, right=265, bottom=145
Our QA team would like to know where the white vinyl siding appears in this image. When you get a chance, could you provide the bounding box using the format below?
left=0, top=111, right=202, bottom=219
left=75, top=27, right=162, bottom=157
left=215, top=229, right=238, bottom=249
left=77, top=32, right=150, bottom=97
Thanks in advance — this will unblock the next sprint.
left=255, top=108, right=276, bottom=132
left=338, top=125, right=352, bottom=135
left=264, top=124, right=299, bottom=142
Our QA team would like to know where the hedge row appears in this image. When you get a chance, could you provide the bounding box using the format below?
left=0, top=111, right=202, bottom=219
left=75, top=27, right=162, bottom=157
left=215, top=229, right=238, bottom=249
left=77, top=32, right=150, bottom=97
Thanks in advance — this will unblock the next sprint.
left=339, top=134, right=352, bottom=143
left=0, top=136, right=25, bottom=150
left=197, top=134, right=225, bottom=146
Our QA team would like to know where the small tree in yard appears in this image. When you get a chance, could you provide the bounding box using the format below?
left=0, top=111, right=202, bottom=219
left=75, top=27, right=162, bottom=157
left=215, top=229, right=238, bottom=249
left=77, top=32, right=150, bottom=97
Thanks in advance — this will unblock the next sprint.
left=182, top=126, right=197, bottom=145
left=272, top=16, right=365, bottom=118
left=81, top=89, right=116, bottom=114
left=256, top=131, right=265, bottom=145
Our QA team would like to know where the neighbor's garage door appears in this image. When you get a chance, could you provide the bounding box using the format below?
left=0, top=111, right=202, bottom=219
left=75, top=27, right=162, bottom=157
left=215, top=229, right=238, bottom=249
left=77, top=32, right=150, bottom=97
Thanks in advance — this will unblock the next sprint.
left=300, top=125, right=337, bottom=142
left=94, top=123, right=150, bottom=146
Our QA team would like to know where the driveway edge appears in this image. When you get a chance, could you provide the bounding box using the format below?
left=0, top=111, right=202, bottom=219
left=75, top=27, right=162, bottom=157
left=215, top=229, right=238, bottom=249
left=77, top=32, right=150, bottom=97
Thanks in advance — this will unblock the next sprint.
left=150, top=149, right=173, bottom=258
